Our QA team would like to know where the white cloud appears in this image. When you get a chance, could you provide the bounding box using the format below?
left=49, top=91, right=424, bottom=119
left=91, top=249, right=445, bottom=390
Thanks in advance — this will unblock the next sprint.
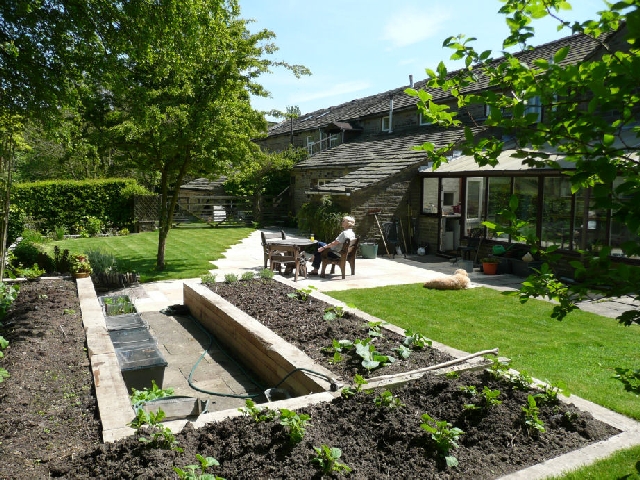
left=382, top=7, right=451, bottom=48
left=291, top=80, right=371, bottom=104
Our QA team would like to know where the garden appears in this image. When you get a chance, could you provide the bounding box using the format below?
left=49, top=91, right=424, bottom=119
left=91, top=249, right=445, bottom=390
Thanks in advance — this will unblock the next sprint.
left=1, top=225, right=639, bottom=478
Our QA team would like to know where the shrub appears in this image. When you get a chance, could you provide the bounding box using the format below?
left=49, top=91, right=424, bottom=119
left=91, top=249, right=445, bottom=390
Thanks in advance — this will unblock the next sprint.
left=85, top=216, right=104, bottom=236
left=296, top=196, right=347, bottom=242
left=86, top=249, right=117, bottom=275
left=12, top=240, right=41, bottom=267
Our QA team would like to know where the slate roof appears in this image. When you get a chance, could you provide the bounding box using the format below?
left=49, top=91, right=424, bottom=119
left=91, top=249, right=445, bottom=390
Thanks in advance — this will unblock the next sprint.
left=180, top=177, right=226, bottom=191
left=267, top=32, right=603, bottom=137
left=300, top=126, right=483, bottom=193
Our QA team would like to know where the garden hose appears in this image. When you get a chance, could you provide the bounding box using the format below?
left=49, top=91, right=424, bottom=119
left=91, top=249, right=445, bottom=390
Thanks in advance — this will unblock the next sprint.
left=176, top=310, right=337, bottom=399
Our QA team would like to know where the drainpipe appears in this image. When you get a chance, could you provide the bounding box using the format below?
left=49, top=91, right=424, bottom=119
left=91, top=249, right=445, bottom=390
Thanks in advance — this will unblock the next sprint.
left=389, top=96, right=394, bottom=134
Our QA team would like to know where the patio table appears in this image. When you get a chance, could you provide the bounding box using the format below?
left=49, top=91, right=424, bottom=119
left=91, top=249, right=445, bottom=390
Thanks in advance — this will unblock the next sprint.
left=265, top=238, right=316, bottom=281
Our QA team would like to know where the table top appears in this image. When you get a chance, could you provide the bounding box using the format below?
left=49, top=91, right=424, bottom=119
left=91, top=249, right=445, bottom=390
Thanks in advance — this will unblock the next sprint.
left=266, top=238, right=317, bottom=247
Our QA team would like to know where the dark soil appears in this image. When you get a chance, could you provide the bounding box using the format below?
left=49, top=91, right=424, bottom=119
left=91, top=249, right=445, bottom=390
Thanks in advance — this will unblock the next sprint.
left=0, top=278, right=620, bottom=479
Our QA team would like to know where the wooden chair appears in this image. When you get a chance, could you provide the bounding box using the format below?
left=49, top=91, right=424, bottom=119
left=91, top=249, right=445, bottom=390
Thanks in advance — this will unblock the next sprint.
left=320, top=237, right=359, bottom=279
left=261, top=230, right=286, bottom=269
left=269, top=245, right=307, bottom=282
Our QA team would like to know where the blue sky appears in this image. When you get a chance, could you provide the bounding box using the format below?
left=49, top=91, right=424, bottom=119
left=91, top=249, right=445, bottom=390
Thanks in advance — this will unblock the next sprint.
left=240, top=0, right=608, bottom=120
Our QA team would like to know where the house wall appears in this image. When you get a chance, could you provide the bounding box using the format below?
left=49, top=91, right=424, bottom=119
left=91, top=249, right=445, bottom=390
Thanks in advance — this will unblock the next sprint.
left=291, top=167, right=354, bottom=212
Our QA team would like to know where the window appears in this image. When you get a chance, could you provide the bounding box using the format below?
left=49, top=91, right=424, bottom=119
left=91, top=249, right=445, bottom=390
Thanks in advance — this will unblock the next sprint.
left=513, top=177, right=539, bottom=243
left=382, top=116, right=390, bottom=132
left=419, top=113, right=433, bottom=126
left=486, top=177, right=511, bottom=239
left=541, top=177, right=572, bottom=250
left=422, top=177, right=439, bottom=213
left=524, top=95, right=542, bottom=122
left=443, top=192, right=455, bottom=206
left=329, top=134, right=339, bottom=147
left=465, top=177, right=484, bottom=232
left=306, top=136, right=315, bottom=154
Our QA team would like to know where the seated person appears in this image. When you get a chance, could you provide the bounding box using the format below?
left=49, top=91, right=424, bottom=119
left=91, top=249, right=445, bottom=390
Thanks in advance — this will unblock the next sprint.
left=309, top=216, right=356, bottom=275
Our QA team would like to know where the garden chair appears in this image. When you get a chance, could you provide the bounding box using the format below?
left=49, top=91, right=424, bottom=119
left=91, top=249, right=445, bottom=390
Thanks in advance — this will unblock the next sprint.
left=261, top=230, right=286, bottom=269
left=268, top=244, right=307, bottom=282
left=456, top=227, right=483, bottom=265
left=320, top=237, right=359, bottom=279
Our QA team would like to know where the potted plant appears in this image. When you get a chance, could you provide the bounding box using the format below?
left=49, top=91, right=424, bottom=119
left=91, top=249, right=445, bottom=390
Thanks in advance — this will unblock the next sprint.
left=71, top=253, right=92, bottom=278
left=480, top=257, right=500, bottom=275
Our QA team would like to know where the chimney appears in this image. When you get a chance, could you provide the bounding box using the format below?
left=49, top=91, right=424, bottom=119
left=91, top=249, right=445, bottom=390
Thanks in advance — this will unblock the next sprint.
left=409, top=75, right=414, bottom=88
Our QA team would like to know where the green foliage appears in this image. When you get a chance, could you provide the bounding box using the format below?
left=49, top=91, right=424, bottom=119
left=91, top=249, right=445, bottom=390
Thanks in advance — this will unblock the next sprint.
left=403, top=330, right=433, bottom=349
left=129, top=408, right=182, bottom=452
left=12, top=240, right=42, bottom=268
left=15, top=263, right=44, bottom=279
left=240, top=271, right=255, bottom=281
left=374, top=390, right=405, bottom=409
left=11, top=179, right=148, bottom=234
left=86, top=249, right=117, bottom=275
left=296, top=196, right=347, bottom=242
left=365, top=320, right=385, bottom=338
left=53, top=246, right=72, bottom=274
left=7, top=205, right=26, bottom=247
left=341, top=374, right=368, bottom=398
left=311, top=445, right=352, bottom=476
left=200, top=273, right=217, bottom=285
left=257, top=268, right=274, bottom=280
left=0, top=335, right=9, bottom=383
left=70, top=253, right=92, bottom=274
left=394, top=344, right=411, bottom=359
left=238, top=399, right=277, bottom=423
left=522, top=394, right=545, bottom=434
left=173, top=454, right=223, bottom=480
left=354, top=338, right=395, bottom=371
left=279, top=408, right=311, bottom=444
left=322, top=339, right=354, bottom=364
left=323, top=306, right=345, bottom=321
left=420, top=413, right=464, bottom=468
left=287, top=285, right=317, bottom=301
left=0, top=282, right=19, bottom=320
left=130, top=380, right=175, bottom=407
left=223, top=273, right=238, bottom=284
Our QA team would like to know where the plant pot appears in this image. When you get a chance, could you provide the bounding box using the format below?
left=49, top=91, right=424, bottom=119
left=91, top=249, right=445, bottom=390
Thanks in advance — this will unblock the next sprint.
left=482, top=262, right=498, bottom=275
left=74, top=272, right=91, bottom=279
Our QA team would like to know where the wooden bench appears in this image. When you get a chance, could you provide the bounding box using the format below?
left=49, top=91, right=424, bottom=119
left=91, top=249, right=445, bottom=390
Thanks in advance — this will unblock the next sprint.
left=320, top=237, right=359, bottom=279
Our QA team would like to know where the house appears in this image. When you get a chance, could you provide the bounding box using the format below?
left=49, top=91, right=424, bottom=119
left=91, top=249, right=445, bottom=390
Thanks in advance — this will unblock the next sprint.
left=256, top=28, right=638, bottom=268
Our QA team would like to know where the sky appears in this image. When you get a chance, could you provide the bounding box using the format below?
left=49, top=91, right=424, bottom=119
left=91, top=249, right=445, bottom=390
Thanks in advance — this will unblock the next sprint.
left=240, top=0, right=609, bottom=121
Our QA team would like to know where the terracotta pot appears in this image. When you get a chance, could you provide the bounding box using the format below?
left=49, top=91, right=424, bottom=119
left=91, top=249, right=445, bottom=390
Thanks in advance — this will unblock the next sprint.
left=482, top=262, right=498, bottom=275
left=74, top=272, right=91, bottom=279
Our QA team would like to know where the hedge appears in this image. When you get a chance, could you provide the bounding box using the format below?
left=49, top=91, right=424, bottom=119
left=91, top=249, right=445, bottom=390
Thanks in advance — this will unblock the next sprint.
left=11, top=179, right=151, bottom=234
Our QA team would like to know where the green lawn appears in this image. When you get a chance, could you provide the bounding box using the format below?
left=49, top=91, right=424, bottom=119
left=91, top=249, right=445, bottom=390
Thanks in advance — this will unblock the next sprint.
left=327, top=284, right=640, bottom=478
left=48, top=225, right=254, bottom=282
left=328, top=284, right=640, bottom=420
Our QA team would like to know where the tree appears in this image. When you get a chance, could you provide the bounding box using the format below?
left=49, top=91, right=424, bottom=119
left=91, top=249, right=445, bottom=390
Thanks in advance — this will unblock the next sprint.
left=224, top=145, right=307, bottom=223
left=407, top=1, right=640, bottom=324
left=81, top=0, right=310, bottom=269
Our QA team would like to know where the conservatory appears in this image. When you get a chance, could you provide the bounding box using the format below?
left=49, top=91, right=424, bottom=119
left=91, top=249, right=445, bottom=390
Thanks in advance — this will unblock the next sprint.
left=417, top=149, right=639, bottom=262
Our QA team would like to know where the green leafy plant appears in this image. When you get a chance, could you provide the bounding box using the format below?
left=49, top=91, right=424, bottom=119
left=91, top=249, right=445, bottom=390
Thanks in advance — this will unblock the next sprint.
left=130, top=380, right=174, bottom=407
left=403, top=330, right=433, bottom=349
left=365, top=320, right=385, bottom=338
left=86, top=249, right=117, bottom=274
left=173, top=454, right=224, bottom=480
left=53, top=247, right=72, bottom=274
left=70, top=253, right=92, bottom=274
left=129, top=408, right=182, bottom=452
left=445, top=371, right=460, bottom=379
left=311, top=445, right=352, bottom=476
left=322, top=339, right=353, bottom=364
left=0, top=282, right=19, bottom=320
left=287, top=285, right=317, bottom=301
left=323, top=306, right=345, bottom=321
left=223, top=273, right=238, bottom=284
left=394, top=344, right=411, bottom=359
left=480, top=387, right=503, bottom=407
left=238, top=399, right=277, bottom=422
left=374, top=389, right=405, bottom=409
left=16, top=263, right=44, bottom=280
left=0, top=335, right=9, bottom=383
left=53, top=225, right=67, bottom=241
left=85, top=216, right=104, bottom=236
left=200, top=273, right=217, bottom=284
left=522, top=394, right=545, bottom=434
left=354, top=338, right=395, bottom=371
left=258, top=268, right=274, bottom=280
left=420, top=413, right=464, bottom=468
left=341, top=374, right=367, bottom=398
left=118, top=228, right=130, bottom=236
left=103, top=296, right=136, bottom=316
left=279, top=408, right=311, bottom=444
left=241, top=271, right=255, bottom=281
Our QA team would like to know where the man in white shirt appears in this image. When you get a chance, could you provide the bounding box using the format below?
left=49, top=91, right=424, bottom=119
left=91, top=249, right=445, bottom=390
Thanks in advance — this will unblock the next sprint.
left=309, top=215, right=356, bottom=275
